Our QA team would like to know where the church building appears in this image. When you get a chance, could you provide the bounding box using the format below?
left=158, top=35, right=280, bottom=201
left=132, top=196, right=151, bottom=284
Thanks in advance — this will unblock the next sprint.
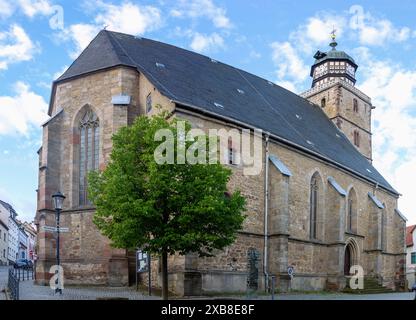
left=35, top=30, right=407, bottom=295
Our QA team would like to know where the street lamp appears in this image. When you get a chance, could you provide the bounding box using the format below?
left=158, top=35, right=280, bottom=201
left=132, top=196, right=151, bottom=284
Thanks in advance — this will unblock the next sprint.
left=52, top=191, right=65, bottom=294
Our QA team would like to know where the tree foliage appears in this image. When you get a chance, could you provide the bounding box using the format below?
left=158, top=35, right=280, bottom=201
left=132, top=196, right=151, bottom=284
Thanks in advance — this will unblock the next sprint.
left=88, top=113, right=246, bottom=258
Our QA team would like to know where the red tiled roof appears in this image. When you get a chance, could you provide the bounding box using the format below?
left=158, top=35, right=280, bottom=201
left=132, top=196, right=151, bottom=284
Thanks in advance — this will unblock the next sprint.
left=406, top=225, right=416, bottom=247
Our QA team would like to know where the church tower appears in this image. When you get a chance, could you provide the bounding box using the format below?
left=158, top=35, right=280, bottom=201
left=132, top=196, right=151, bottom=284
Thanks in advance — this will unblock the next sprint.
left=301, top=31, right=373, bottom=162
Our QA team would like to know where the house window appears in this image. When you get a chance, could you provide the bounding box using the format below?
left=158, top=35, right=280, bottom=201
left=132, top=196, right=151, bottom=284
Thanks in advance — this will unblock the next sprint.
left=353, top=131, right=360, bottom=147
left=146, top=93, right=152, bottom=113
left=411, top=252, right=416, bottom=264
left=321, top=98, right=326, bottom=108
left=353, top=98, right=358, bottom=112
left=79, top=110, right=100, bottom=206
left=310, top=174, right=319, bottom=239
left=228, top=138, right=236, bottom=165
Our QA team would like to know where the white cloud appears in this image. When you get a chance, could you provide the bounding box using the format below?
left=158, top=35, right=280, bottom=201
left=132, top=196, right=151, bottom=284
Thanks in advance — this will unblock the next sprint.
left=94, top=1, right=162, bottom=35
left=171, top=0, right=232, bottom=29
left=0, top=82, right=48, bottom=136
left=270, top=41, right=309, bottom=90
left=190, top=32, right=224, bottom=53
left=62, top=23, right=100, bottom=59
left=60, top=1, right=162, bottom=59
left=0, top=0, right=13, bottom=17
left=0, top=24, right=38, bottom=70
left=349, top=5, right=410, bottom=46
left=17, top=0, right=54, bottom=17
left=290, top=14, right=347, bottom=53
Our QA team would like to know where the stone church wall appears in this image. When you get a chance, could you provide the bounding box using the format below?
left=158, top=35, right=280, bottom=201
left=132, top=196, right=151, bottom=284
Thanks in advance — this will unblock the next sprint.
left=37, top=66, right=406, bottom=294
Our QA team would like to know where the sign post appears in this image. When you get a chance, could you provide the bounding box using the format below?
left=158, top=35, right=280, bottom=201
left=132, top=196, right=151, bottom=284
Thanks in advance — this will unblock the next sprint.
left=287, top=265, right=294, bottom=292
left=136, top=249, right=151, bottom=296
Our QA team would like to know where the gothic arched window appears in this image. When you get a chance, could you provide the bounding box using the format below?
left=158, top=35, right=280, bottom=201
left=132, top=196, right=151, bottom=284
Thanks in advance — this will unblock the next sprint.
left=353, top=130, right=360, bottom=147
left=310, top=173, right=319, bottom=239
left=353, top=98, right=358, bottom=112
left=79, top=110, right=99, bottom=206
left=347, top=189, right=357, bottom=233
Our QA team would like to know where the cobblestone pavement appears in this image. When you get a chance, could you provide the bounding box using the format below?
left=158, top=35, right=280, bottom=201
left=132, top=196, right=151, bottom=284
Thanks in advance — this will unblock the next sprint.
left=0, top=266, right=159, bottom=300
left=1, top=266, right=414, bottom=300
left=19, top=281, right=161, bottom=300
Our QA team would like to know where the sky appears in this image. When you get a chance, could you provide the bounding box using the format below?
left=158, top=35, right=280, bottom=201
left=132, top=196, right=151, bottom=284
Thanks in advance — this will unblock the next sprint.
left=0, top=0, right=415, bottom=225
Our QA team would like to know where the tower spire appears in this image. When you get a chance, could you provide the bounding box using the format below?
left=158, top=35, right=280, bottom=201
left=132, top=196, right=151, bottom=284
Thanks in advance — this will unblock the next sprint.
left=329, top=27, right=337, bottom=50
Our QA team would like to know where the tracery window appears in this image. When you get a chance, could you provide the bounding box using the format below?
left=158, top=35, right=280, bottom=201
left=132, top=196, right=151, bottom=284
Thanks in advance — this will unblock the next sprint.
left=79, top=110, right=99, bottom=206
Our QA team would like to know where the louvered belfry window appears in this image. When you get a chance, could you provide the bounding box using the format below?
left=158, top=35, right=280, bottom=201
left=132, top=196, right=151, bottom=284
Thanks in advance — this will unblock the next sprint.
left=310, top=176, right=318, bottom=239
left=79, top=110, right=100, bottom=206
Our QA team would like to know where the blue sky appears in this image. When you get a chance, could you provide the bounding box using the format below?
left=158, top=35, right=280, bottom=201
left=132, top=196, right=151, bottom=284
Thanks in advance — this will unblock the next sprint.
left=0, top=0, right=415, bottom=225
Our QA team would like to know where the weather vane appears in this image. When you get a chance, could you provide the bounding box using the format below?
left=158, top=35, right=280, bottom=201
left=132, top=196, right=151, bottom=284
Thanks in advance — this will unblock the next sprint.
left=330, top=26, right=338, bottom=49
left=330, top=26, right=337, bottom=41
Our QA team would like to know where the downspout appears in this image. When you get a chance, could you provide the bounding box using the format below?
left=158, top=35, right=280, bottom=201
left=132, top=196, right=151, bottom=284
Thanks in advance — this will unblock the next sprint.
left=263, top=132, right=270, bottom=292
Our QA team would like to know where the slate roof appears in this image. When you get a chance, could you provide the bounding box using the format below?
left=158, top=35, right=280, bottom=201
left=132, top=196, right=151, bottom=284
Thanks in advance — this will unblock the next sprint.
left=54, top=30, right=398, bottom=195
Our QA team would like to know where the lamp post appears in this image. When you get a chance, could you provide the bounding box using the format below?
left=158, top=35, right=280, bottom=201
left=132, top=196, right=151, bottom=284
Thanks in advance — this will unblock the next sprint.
left=52, top=191, right=65, bottom=294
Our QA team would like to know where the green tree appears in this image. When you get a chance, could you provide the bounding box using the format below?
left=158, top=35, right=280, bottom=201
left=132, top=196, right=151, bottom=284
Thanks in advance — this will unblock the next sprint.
left=88, top=113, right=246, bottom=299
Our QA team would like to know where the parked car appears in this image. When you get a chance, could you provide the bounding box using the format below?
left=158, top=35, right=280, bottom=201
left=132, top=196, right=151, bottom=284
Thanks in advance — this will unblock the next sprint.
left=412, top=283, right=416, bottom=292
left=13, top=259, right=33, bottom=269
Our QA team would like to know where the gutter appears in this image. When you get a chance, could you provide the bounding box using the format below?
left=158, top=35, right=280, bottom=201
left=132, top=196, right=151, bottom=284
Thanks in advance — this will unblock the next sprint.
left=263, top=133, right=270, bottom=292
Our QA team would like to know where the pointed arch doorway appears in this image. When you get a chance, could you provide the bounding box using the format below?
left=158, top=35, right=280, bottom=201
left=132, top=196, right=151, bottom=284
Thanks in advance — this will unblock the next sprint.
left=344, top=244, right=352, bottom=275
left=344, top=239, right=359, bottom=276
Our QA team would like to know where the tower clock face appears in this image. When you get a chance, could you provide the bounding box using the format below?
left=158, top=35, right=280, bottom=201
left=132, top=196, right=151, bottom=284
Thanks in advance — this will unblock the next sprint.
left=346, top=64, right=355, bottom=77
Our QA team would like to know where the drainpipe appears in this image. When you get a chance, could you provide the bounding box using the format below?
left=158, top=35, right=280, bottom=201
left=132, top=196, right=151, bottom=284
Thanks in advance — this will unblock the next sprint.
left=263, top=132, right=270, bottom=292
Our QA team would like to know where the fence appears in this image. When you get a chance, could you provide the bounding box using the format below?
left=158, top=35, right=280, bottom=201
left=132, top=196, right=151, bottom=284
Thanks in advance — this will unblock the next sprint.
left=12, top=266, right=34, bottom=281
left=7, top=268, right=19, bottom=300
left=7, top=267, right=34, bottom=300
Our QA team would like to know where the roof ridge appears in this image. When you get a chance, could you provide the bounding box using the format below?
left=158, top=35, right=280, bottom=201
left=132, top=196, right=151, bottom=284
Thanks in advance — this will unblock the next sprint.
left=104, top=30, right=136, bottom=66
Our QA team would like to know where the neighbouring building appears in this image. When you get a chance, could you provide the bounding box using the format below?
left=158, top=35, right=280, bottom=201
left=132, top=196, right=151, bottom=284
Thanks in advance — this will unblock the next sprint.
left=35, top=30, right=407, bottom=294
left=23, top=222, right=37, bottom=262
left=0, top=214, right=8, bottom=266
left=0, top=200, right=19, bottom=265
left=16, top=220, right=29, bottom=260
left=406, top=225, right=416, bottom=290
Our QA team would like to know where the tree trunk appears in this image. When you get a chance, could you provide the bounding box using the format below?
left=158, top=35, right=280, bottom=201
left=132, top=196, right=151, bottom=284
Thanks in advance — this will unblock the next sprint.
left=162, top=250, right=168, bottom=300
